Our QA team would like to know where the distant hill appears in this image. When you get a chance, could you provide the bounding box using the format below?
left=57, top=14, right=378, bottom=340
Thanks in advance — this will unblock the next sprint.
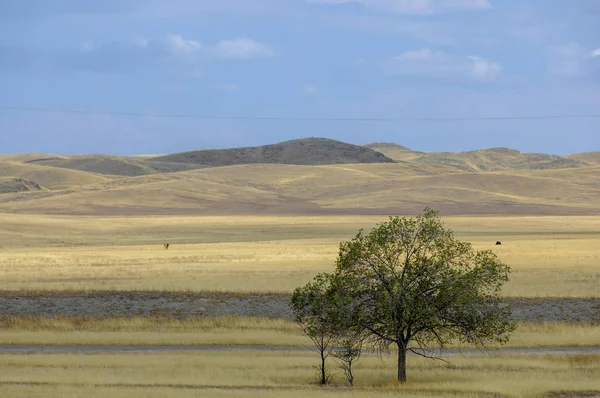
left=568, top=152, right=600, bottom=165
left=411, top=147, right=588, bottom=172
left=2, top=138, right=600, bottom=217
left=25, top=155, right=200, bottom=177
left=0, top=161, right=110, bottom=190
left=363, top=143, right=589, bottom=171
left=363, top=142, right=420, bottom=161
left=154, top=138, right=396, bottom=166
left=0, top=177, right=44, bottom=194
left=0, top=153, right=67, bottom=163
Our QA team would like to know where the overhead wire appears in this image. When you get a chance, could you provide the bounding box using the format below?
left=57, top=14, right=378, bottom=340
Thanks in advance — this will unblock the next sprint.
left=1, top=106, right=599, bottom=122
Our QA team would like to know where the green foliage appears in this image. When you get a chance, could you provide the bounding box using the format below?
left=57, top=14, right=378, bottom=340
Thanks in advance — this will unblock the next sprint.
left=291, top=273, right=340, bottom=385
left=292, top=207, right=516, bottom=385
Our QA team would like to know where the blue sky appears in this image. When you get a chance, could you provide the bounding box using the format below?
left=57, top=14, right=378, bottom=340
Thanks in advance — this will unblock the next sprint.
left=0, top=0, right=598, bottom=155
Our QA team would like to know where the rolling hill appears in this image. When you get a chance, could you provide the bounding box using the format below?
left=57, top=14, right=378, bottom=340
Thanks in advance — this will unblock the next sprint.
left=364, top=144, right=589, bottom=172
left=0, top=137, right=599, bottom=216
left=363, top=142, right=421, bottom=161
left=0, top=177, right=45, bottom=194
left=0, top=161, right=111, bottom=190
left=154, top=138, right=396, bottom=166
left=568, top=152, right=600, bottom=165
left=24, top=155, right=200, bottom=177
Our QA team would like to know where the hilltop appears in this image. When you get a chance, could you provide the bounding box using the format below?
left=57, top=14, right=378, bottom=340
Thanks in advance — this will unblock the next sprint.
left=154, top=138, right=396, bottom=167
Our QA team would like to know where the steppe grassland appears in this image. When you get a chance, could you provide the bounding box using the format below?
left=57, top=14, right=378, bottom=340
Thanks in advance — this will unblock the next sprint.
left=0, top=351, right=598, bottom=398
left=0, top=213, right=599, bottom=296
left=0, top=317, right=599, bottom=348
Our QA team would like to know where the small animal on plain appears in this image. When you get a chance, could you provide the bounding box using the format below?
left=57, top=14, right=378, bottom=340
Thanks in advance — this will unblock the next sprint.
left=164, top=243, right=170, bottom=250
left=495, top=241, right=502, bottom=245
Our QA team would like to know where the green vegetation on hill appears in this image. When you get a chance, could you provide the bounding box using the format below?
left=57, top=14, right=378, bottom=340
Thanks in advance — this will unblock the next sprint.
left=155, top=138, right=396, bottom=167
left=0, top=177, right=44, bottom=194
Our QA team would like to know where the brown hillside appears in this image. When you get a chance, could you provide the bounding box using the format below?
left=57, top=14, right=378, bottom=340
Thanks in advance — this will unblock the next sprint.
left=2, top=162, right=599, bottom=216
left=568, top=152, right=600, bottom=165
left=0, top=161, right=111, bottom=190
left=26, top=155, right=200, bottom=177
left=2, top=139, right=598, bottom=216
left=0, top=177, right=44, bottom=194
left=0, top=153, right=67, bottom=163
left=412, top=148, right=588, bottom=172
left=154, top=138, right=396, bottom=166
left=363, top=142, right=421, bottom=161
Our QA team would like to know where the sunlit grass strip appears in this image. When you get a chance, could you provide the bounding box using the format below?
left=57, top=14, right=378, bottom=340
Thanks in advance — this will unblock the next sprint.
left=0, top=317, right=598, bottom=349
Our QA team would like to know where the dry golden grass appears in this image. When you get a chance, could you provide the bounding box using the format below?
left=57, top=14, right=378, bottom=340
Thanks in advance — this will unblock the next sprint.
left=0, top=214, right=599, bottom=296
left=0, top=350, right=598, bottom=397
left=0, top=161, right=111, bottom=190
left=0, top=317, right=598, bottom=349
left=1, top=160, right=599, bottom=215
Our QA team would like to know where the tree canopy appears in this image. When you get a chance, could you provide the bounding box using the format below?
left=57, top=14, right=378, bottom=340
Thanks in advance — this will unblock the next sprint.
left=291, top=208, right=515, bottom=384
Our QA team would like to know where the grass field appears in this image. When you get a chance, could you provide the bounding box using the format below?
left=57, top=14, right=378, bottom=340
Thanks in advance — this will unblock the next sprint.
left=2, top=147, right=600, bottom=397
left=0, top=350, right=598, bottom=398
left=0, top=317, right=599, bottom=348
left=1, top=213, right=598, bottom=296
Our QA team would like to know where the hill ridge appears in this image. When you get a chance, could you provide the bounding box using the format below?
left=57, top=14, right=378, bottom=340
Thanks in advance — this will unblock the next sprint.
left=154, top=137, right=396, bottom=167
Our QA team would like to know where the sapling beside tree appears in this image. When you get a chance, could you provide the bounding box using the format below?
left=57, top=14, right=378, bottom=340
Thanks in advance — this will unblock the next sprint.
left=290, top=273, right=340, bottom=385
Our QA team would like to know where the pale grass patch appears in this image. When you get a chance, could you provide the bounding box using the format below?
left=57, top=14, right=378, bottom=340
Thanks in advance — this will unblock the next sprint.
left=0, top=351, right=598, bottom=397
left=0, top=214, right=599, bottom=296
left=0, top=317, right=599, bottom=348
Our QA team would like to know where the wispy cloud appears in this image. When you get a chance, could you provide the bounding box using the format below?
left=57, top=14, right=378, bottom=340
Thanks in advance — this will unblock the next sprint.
left=546, top=42, right=599, bottom=77
left=0, top=34, right=274, bottom=74
left=306, top=0, right=491, bottom=14
left=211, top=38, right=275, bottom=60
left=384, top=49, right=501, bottom=81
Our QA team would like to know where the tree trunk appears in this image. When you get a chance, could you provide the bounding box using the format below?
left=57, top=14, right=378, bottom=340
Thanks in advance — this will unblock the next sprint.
left=397, top=342, right=407, bottom=383
left=320, top=349, right=326, bottom=385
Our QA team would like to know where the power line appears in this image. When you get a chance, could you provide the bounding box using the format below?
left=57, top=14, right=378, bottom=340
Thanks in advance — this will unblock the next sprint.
left=1, top=105, right=599, bottom=122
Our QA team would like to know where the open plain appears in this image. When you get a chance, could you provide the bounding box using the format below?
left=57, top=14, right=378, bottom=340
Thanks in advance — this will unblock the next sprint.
left=1, top=139, right=599, bottom=397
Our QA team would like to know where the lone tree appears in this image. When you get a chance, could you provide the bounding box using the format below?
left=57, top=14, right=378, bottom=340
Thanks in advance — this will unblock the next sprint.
left=293, top=208, right=515, bottom=384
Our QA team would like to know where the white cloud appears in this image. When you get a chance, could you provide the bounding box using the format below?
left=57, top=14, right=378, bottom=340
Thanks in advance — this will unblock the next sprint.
left=306, top=0, right=491, bottom=14
left=212, top=38, right=274, bottom=60
left=546, top=42, right=598, bottom=77
left=467, top=56, right=502, bottom=80
left=2, top=34, right=274, bottom=74
left=163, top=34, right=202, bottom=56
left=385, top=49, right=501, bottom=81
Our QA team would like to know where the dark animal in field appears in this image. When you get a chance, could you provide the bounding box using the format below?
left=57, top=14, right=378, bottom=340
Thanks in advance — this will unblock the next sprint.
left=164, top=243, right=170, bottom=250
left=495, top=241, right=502, bottom=245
